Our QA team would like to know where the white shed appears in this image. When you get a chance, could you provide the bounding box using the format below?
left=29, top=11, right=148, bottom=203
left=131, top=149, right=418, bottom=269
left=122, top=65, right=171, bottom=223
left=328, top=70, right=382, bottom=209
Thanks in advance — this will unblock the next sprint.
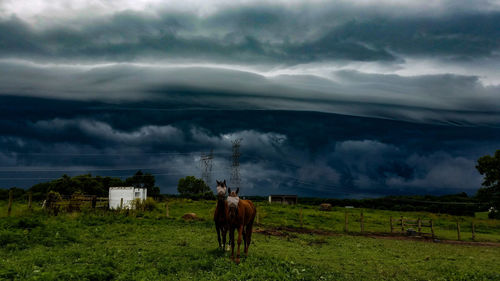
left=109, top=186, right=147, bottom=209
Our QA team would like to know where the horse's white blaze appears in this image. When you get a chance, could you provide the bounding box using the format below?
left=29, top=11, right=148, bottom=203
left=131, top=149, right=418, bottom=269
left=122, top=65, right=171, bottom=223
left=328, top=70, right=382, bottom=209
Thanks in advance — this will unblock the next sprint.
left=217, top=186, right=226, bottom=196
left=227, top=196, right=239, bottom=207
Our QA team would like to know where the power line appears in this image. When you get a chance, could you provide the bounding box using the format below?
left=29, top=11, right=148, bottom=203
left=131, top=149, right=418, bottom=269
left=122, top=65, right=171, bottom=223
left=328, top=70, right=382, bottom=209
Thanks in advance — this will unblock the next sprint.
left=0, top=169, right=229, bottom=180
left=12, top=151, right=232, bottom=156
left=0, top=167, right=191, bottom=172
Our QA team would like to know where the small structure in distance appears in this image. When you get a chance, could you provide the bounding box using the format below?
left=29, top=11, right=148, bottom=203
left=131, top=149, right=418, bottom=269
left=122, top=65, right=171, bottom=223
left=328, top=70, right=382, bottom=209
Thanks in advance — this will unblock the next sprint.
left=268, top=194, right=298, bottom=205
left=109, top=186, right=147, bottom=209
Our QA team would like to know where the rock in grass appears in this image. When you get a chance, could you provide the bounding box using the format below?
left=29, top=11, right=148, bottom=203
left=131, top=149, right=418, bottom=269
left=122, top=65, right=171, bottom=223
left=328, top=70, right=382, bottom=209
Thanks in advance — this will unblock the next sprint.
left=319, top=203, right=332, bottom=211
left=182, top=213, right=198, bottom=220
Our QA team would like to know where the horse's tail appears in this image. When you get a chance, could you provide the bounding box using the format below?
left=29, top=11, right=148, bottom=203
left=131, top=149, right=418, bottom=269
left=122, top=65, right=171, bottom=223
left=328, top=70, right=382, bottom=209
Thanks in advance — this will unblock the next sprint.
left=247, top=200, right=257, bottom=222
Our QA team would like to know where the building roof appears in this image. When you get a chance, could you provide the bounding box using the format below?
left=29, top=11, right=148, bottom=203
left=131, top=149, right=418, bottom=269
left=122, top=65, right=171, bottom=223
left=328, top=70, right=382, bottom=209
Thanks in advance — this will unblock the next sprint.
left=109, top=186, right=145, bottom=190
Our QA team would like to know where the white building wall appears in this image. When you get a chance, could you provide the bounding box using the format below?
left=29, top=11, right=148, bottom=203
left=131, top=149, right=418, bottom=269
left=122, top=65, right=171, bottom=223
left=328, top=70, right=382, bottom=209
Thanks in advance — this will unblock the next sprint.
left=109, top=187, right=147, bottom=209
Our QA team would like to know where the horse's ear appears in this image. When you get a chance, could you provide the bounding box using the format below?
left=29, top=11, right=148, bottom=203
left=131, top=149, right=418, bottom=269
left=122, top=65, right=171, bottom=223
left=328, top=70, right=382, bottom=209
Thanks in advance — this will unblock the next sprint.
left=236, top=188, right=239, bottom=195
left=216, top=180, right=220, bottom=185
left=228, top=187, right=231, bottom=194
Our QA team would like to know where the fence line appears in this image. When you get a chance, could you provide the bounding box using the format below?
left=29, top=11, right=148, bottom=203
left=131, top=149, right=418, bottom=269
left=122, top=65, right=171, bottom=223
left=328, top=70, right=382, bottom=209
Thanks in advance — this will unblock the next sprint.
left=253, top=206, right=492, bottom=242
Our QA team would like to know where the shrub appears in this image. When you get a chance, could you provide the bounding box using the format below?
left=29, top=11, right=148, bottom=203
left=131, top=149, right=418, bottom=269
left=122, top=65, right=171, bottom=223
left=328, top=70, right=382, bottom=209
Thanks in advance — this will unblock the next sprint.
left=131, top=198, right=157, bottom=211
left=177, top=176, right=214, bottom=200
left=45, top=191, right=62, bottom=215
left=488, top=207, right=500, bottom=219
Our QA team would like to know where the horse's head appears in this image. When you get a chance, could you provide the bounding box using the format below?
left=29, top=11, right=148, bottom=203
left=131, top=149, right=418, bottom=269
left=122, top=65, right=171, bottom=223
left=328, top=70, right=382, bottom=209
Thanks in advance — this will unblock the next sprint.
left=216, top=180, right=227, bottom=199
left=227, top=187, right=240, bottom=219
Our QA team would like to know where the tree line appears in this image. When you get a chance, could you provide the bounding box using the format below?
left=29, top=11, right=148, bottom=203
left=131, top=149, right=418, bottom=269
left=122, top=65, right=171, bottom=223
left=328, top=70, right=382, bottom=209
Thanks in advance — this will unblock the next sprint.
left=1, top=149, right=499, bottom=218
left=0, top=170, right=161, bottom=201
left=0, top=172, right=215, bottom=202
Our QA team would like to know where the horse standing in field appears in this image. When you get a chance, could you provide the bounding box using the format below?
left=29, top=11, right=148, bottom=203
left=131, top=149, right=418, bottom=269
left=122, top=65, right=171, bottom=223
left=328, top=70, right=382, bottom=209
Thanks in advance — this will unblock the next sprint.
left=214, top=180, right=229, bottom=250
left=227, top=187, right=256, bottom=264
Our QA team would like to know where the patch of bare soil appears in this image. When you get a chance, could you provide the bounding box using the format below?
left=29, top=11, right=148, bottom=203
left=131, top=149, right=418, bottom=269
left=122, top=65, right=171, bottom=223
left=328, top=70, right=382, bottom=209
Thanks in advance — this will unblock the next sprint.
left=253, top=225, right=500, bottom=247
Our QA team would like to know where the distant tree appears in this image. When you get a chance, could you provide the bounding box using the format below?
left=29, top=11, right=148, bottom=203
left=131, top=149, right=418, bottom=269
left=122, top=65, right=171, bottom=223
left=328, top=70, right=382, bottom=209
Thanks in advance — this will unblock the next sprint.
left=72, top=174, right=102, bottom=195
left=150, top=186, right=161, bottom=198
left=476, top=150, right=500, bottom=218
left=30, top=182, right=53, bottom=201
left=0, top=188, right=7, bottom=200
left=125, top=170, right=160, bottom=198
left=28, top=174, right=125, bottom=200
left=0, top=187, right=26, bottom=200
left=177, top=176, right=214, bottom=199
left=10, top=187, right=26, bottom=200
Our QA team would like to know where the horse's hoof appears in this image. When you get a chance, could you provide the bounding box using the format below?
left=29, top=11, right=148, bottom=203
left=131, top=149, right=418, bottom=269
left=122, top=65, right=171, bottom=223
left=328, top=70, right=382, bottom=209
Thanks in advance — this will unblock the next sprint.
left=235, top=258, right=240, bottom=264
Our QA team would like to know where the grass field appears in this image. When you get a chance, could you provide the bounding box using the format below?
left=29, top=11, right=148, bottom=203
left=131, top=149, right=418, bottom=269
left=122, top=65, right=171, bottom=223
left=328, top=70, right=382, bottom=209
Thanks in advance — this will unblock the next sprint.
left=1, top=199, right=500, bottom=280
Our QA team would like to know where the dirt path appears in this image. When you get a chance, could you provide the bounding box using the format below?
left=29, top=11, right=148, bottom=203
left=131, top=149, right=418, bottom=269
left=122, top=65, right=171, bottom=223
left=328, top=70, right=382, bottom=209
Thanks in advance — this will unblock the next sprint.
left=253, top=225, right=500, bottom=247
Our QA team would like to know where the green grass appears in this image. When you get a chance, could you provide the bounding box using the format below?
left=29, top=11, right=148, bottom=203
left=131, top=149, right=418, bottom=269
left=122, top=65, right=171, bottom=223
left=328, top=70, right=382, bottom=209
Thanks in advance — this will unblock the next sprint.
left=1, top=199, right=500, bottom=280
left=254, top=203, right=500, bottom=242
left=150, top=199, right=500, bottom=242
left=3, top=199, right=500, bottom=242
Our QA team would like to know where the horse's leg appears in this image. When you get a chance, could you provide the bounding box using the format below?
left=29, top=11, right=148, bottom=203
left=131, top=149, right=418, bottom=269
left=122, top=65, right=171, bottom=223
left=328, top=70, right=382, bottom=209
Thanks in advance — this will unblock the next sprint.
left=216, top=223, right=222, bottom=249
left=222, top=225, right=227, bottom=250
left=236, top=225, right=243, bottom=264
left=242, top=228, right=247, bottom=254
left=227, top=224, right=233, bottom=251
left=229, top=227, right=235, bottom=261
left=245, top=222, right=254, bottom=256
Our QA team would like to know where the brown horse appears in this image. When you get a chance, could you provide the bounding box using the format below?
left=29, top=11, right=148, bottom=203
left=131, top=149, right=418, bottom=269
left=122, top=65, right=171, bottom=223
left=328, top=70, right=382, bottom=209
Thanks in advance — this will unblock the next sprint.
left=213, top=180, right=229, bottom=250
left=227, top=187, right=256, bottom=264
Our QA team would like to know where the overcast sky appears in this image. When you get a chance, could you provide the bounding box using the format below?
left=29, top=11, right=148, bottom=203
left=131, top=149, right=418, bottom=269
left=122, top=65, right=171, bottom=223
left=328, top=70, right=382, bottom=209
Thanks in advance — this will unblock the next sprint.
left=1, top=0, right=499, bottom=197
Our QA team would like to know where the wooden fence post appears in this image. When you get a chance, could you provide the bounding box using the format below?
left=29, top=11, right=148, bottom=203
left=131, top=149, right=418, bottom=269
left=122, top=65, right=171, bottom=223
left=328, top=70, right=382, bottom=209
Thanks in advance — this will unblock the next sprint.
left=344, top=210, right=348, bottom=233
left=165, top=202, right=169, bottom=217
left=471, top=222, right=475, bottom=241
left=390, top=216, right=393, bottom=233
left=456, top=221, right=461, bottom=241
left=430, top=219, right=435, bottom=238
left=28, top=191, right=32, bottom=210
left=299, top=208, right=303, bottom=228
left=7, top=189, right=13, bottom=216
left=120, top=198, right=123, bottom=209
left=400, top=216, right=404, bottom=232
left=417, top=218, right=421, bottom=234
left=360, top=211, right=364, bottom=233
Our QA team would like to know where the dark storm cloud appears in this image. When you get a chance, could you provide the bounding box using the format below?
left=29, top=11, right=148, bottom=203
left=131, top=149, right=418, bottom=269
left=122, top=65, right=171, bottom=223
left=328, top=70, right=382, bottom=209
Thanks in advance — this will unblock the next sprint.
left=1, top=5, right=499, bottom=63
left=0, top=96, right=499, bottom=196
left=0, top=10, right=391, bottom=63
left=1, top=61, right=499, bottom=125
left=1, top=1, right=500, bottom=126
